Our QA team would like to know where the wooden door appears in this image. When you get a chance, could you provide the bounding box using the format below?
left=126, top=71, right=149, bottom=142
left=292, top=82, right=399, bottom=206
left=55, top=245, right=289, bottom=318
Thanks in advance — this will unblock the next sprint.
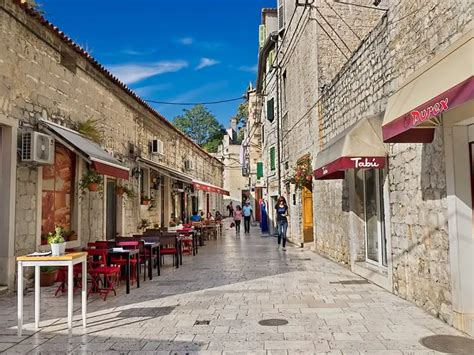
left=255, top=188, right=262, bottom=222
left=302, top=186, right=314, bottom=243
left=106, top=179, right=117, bottom=240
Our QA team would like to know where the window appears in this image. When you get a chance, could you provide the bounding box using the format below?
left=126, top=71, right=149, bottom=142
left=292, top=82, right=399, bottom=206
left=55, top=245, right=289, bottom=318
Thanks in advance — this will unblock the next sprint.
left=270, top=146, right=276, bottom=171
left=267, top=98, right=275, bottom=122
left=355, top=169, right=387, bottom=266
left=41, top=144, right=76, bottom=245
left=278, top=0, right=285, bottom=31
left=257, top=162, right=263, bottom=179
left=261, top=125, right=265, bottom=143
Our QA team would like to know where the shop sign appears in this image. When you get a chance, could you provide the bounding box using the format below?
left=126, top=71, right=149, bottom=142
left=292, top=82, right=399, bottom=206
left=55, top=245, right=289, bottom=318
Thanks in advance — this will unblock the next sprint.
left=404, top=98, right=449, bottom=128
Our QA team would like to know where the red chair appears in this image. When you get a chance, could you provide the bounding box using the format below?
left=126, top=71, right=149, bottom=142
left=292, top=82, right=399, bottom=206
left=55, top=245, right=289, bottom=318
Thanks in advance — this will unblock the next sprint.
left=55, top=264, right=82, bottom=297
left=88, top=241, right=111, bottom=249
left=178, top=229, right=194, bottom=256
left=87, top=249, right=121, bottom=300
left=160, top=234, right=179, bottom=268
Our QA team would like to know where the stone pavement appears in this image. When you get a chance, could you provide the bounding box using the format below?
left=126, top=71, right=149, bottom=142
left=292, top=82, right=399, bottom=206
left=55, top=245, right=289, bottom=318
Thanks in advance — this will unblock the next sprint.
left=0, top=222, right=465, bottom=354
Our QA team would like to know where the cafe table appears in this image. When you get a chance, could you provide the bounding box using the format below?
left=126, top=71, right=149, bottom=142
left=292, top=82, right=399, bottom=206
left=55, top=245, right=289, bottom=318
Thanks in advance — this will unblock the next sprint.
left=143, top=241, right=160, bottom=279
left=16, top=252, right=87, bottom=336
left=107, top=248, right=140, bottom=294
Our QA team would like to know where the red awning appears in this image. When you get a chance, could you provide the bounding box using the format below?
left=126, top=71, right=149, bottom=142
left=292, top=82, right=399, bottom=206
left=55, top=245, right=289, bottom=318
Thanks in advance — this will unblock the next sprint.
left=382, top=31, right=474, bottom=143
left=314, top=115, right=387, bottom=180
left=92, top=160, right=129, bottom=180
left=193, top=180, right=230, bottom=196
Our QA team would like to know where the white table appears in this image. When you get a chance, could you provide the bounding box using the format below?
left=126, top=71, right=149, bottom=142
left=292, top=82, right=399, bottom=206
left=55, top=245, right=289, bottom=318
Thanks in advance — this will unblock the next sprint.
left=17, top=252, right=87, bottom=336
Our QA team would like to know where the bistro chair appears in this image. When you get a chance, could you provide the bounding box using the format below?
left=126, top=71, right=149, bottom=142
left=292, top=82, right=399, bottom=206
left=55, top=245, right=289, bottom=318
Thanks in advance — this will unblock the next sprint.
left=160, top=233, right=179, bottom=268
left=54, top=263, right=82, bottom=297
left=177, top=228, right=194, bottom=256
left=87, top=241, right=110, bottom=249
left=86, top=249, right=121, bottom=301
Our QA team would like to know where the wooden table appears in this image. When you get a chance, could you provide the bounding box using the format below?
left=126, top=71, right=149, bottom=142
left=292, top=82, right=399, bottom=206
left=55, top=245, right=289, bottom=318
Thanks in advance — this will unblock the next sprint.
left=17, top=252, right=87, bottom=336
left=107, top=248, right=140, bottom=294
left=143, top=242, right=160, bottom=279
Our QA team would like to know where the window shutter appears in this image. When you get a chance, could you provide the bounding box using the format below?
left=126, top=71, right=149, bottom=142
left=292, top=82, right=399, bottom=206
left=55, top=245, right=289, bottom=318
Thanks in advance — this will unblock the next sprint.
left=278, top=0, right=285, bottom=31
left=257, top=162, right=263, bottom=179
left=268, top=49, right=275, bottom=69
left=270, top=147, right=276, bottom=171
left=259, top=24, right=267, bottom=48
left=267, top=98, right=275, bottom=122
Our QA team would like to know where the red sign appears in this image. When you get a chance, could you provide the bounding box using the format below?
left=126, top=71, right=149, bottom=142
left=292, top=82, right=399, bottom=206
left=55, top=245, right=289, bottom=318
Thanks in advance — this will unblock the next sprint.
left=314, top=156, right=386, bottom=180
left=383, top=76, right=474, bottom=142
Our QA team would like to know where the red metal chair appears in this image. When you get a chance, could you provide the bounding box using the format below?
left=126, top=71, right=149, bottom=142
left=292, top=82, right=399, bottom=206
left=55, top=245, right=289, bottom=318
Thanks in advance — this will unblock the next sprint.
left=87, top=241, right=110, bottom=249
left=160, top=234, right=179, bottom=268
left=54, top=264, right=82, bottom=297
left=178, top=229, right=194, bottom=256
left=87, top=249, right=121, bottom=300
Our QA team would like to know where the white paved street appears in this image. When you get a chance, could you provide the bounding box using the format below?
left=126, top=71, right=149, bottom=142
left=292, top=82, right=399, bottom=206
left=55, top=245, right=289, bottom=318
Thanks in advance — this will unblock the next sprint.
left=0, top=223, right=464, bottom=354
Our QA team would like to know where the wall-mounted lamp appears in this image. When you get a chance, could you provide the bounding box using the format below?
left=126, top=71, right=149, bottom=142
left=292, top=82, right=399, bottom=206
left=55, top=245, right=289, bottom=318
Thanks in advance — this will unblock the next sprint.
left=132, top=167, right=141, bottom=179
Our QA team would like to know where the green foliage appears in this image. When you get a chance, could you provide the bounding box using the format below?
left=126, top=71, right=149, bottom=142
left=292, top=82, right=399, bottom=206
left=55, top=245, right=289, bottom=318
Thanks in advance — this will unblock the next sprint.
left=138, top=219, right=151, bottom=231
left=40, top=266, right=58, bottom=273
left=79, top=169, right=104, bottom=196
left=74, top=118, right=102, bottom=144
left=233, top=101, right=249, bottom=127
left=48, top=226, right=65, bottom=244
left=173, top=105, right=225, bottom=153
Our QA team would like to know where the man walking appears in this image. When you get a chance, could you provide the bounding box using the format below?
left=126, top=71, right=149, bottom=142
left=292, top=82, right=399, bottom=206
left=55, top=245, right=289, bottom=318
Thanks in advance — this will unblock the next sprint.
left=242, top=200, right=252, bottom=234
left=226, top=201, right=234, bottom=218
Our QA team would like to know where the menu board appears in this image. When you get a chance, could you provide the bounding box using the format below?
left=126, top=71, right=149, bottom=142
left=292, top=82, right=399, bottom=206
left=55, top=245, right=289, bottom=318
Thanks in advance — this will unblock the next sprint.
left=41, top=144, right=76, bottom=243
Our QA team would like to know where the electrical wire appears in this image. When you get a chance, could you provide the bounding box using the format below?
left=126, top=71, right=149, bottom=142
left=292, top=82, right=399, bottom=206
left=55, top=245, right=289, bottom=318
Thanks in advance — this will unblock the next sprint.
left=323, top=0, right=360, bottom=40
left=313, top=17, right=349, bottom=60
left=144, top=96, right=245, bottom=106
left=314, top=7, right=352, bottom=54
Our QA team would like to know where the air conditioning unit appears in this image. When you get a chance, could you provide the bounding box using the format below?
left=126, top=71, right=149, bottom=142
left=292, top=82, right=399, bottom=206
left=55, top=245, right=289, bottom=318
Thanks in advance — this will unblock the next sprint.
left=21, top=131, right=54, bottom=165
left=184, top=159, right=194, bottom=171
left=128, top=142, right=141, bottom=158
left=151, top=139, right=164, bottom=155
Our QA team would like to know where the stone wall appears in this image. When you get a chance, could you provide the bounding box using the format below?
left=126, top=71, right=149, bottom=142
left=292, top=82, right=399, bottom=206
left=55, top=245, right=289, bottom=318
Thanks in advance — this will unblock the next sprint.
left=314, top=0, right=472, bottom=326
left=0, top=0, right=223, bottom=256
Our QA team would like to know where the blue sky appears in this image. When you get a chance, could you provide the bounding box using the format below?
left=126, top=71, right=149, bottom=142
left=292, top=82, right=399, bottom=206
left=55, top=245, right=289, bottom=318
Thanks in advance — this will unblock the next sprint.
left=40, top=0, right=275, bottom=126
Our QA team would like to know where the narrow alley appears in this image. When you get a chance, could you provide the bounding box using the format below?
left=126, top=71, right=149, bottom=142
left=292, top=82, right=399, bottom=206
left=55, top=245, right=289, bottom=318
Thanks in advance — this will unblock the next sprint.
left=0, top=223, right=463, bottom=354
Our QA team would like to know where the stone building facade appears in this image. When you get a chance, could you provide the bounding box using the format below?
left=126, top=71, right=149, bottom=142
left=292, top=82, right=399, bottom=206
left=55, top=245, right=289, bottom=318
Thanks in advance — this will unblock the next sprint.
left=255, top=0, right=473, bottom=336
left=0, top=0, right=225, bottom=290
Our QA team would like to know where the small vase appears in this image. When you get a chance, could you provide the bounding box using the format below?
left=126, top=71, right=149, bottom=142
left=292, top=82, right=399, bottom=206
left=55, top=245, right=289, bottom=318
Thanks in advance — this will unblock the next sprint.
left=88, top=183, right=98, bottom=191
left=51, top=243, right=66, bottom=256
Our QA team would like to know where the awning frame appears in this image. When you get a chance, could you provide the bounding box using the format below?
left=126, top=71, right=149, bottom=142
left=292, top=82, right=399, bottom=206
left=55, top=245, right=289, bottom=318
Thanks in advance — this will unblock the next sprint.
left=138, top=157, right=193, bottom=184
left=192, top=179, right=230, bottom=196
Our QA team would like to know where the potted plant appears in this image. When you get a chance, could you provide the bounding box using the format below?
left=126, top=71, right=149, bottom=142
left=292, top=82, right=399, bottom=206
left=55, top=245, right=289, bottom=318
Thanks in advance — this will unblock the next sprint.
left=40, top=266, right=58, bottom=287
left=138, top=219, right=151, bottom=232
left=48, top=226, right=66, bottom=256
left=291, top=156, right=313, bottom=190
left=116, top=184, right=135, bottom=199
left=79, top=170, right=103, bottom=194
left=141, top=195, right=152, bottom=205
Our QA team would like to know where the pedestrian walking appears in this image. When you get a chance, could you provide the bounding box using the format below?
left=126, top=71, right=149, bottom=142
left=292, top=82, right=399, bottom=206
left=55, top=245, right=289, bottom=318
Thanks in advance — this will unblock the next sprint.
left=275, top=196, right=289, bottom=251
left=233, top=205, right=242, bottom=233
left=226, top=201, right=234, bottom=218
left=242, top=201, right=253, bottom=234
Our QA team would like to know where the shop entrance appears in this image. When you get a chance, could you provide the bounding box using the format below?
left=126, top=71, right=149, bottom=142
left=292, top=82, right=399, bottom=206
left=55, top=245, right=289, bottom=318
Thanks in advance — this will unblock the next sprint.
left=106, top=179, right=117, bottom=240
left=356, top=169, right=387, bottom=267
left=302, top=186, right=314, bottom=243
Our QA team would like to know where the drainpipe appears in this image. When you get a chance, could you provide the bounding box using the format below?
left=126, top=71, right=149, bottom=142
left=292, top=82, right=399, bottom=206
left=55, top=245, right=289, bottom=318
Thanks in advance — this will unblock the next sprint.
left=273, top=34, right=282, bottom=197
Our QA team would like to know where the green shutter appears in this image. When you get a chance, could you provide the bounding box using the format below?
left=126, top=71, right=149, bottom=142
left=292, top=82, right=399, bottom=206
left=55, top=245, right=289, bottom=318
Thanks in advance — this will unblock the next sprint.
left=259, top=25, right=267, bottom=48
left=257, top=162, right=263, bottom=179
left=267, top=98, right=274, bottom=122
left=270, top=147, right=276, bottom=171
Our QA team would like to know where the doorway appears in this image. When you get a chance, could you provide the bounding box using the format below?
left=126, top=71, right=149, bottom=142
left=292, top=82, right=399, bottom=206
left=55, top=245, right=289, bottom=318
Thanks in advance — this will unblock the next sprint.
left=302, top=186, right=314, bottom=243
left=356, top=169, right=387, bottom=267
left=106, top=179, right=117, bottom=240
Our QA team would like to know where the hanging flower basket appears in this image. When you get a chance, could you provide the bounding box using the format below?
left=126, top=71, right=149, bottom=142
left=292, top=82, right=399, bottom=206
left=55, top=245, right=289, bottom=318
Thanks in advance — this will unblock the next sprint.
left=88, top=183, right=99, bottom=191
left=291, top=156, right=313, bottom=190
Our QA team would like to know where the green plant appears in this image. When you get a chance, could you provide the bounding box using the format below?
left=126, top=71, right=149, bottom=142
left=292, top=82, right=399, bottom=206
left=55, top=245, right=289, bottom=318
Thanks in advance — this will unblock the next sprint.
left=79, top=170, right=103, bottom=196
left=117, top=184, right=135, bottom=199
left=74, top=118, right=102, bottom=144
left=47, top=226, right=65, bottom=244
left=138, top=219, right=151, bottom=231
left=40, top=266, right=58, bottom=273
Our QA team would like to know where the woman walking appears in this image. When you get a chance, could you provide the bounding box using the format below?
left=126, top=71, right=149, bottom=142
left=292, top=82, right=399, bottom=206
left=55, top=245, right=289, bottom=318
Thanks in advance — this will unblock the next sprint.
left=234, top=205, right=242, bottom=233
left=275, top=196, right=289, bottom=251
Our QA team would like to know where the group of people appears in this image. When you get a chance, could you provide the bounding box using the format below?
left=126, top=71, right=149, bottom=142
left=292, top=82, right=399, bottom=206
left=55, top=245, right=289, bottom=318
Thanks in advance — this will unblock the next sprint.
left=226, top=197, right=289, bottom=251
left=190, top=210, right=223, bottom=222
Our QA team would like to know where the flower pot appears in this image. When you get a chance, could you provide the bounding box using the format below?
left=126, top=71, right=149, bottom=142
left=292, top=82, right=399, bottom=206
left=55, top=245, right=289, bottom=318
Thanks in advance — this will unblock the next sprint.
left=51, top=243, right=66, bottom=256
left=88, top=183, right=99, bottom=191
left=141, top=199, right=150, bottom=205
left=116, top=187, right=125, bottom=196
left=40, top=270, right=58, bottom=287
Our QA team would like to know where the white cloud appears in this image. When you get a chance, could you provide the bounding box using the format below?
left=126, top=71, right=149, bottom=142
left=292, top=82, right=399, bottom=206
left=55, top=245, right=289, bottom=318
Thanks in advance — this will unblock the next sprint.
left=195, top=57, right=220, bottom=70
left=179, top=37, right=194, bottom=45
left=133, top=83, right=172, bottom=97
left=239, top=64, right=258, bottom=73
left=107, top=60, right=188, bottom=84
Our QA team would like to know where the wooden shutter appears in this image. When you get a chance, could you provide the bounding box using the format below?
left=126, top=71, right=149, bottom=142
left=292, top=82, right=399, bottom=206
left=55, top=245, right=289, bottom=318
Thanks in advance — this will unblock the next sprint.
left=270, top=147, right=276, bottom=171
left=267, top=98, right=275, bottom=122
left=259, top=24, right=267, bottom=48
